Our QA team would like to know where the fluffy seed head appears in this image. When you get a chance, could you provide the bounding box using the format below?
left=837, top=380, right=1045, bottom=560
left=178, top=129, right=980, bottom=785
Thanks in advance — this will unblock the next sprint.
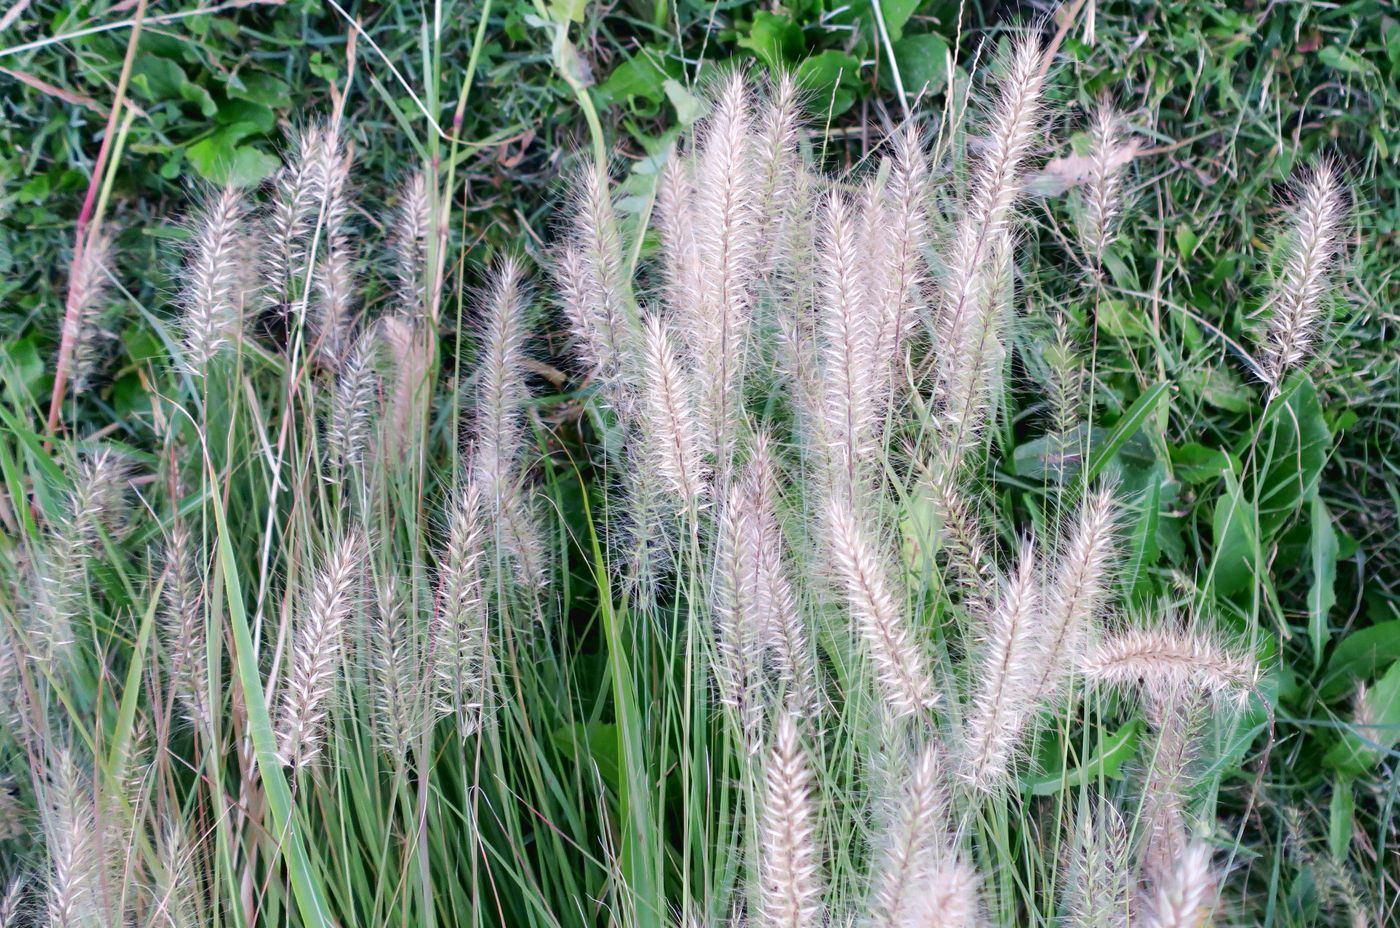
left=757, top=710, right=823, bottom=928
left=181, top=187, right=249, bottom=370
left=1258, top=161, right=1348, bottom=391
left=275, top=530, right=364, bottom=768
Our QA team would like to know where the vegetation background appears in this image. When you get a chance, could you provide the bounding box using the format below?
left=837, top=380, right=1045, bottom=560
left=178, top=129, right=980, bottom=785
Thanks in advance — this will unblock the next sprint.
left=0, top=0, right=1397, bottom=925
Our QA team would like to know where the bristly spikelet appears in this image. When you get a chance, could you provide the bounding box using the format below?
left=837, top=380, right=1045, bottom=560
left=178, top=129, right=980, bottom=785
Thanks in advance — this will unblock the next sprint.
left=0, top=876, right=24, bottom=928
left=1142, top=843, right=1217, bottom=928
left=639, top=315, right=706, bottom=515
left=152, top=818, right=201, bottom=928
left=826, top=498, right=937, bottom=717
left=757, top=710, right=823, bottom=928
left=818, top=191, right=881, bottom=500
left=370, top=579, right=424, bottom=755
left=307, top=127, right=356, bottom=367
left=264, top=125, right=332, bottom=306
left=392, top=168, right=431, bottom=318
left=327, top=326, right=381, bottom=472
left=470, top=258, right=546, bottom=591
left=275, top=530, right=363, bottom=769
left=161, top=523, right=209, bottom=731
left=433, top=479, right=490, bottom=736
left=1076, top=101, right=1132, bottom=267
left=31, top=447, right=132, bottom=665
left=181, top=187, right=249, bottom=370
left=1257, top=161, right=1348, bottom=392
left=655, top=154, right=704, bottom=328
left=561, top=167, right=634, bottom=401
left=746, top=435, right=819, bottom=714
left=1032, top=485, right=1120, bottom=705
left=935, top=35, right=1048, bottom=465
left=751, top=71, right=803, bottom=273
left=1065, top=797, right=1131, bottom=928
left=877, top=124, right=931, bottom=372
left=380, top=315, right=429, bottom=463
left=66, top=228, right=115, bottom=395
left=902, top=858, right=979, bottom=928
left=1077, top=618, right=1260, bottom=707
left=712, top=476, right=767, bottom=754
left=961, top=543, right=1043, bottom=791
left=42, top=748, right=101, bottom=928
left=918, top=456, right=996, bottom=603
left=691, top=71, right=759, bottom=471
left=869, top=742, right=949, bottom=928
left=1139, top=692, right=1202, bottom=888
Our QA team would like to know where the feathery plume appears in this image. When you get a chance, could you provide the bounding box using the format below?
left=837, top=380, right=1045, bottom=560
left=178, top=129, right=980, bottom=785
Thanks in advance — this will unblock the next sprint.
left=31, top=447, right=132, bottom=664
left=1065, top=797, right=1131, bottom=928
left=869, top=742, right=949, bottom=928
left=1139, top=692, right=1203, bottom=888
left=935, top=36, right=1048, bottom=463
left=1258, top=162, right=1347, bottom=391
left=752, top=72, right=803, bottom=272
left=275, top=530, right=363, bottom=768
left=819, top=191, right=881, bottom=499
left=747, top=436, right=818, bottom=713
left=1142, top=843, right=1216, bottom=928
left=180, top=187, right=249, bottom=370
left=655, top=153, right=704, bottom=327
left=326, top=326, right=381, bottom=472
left=370, top=579, right=424, bottom=754
left=471, top=258, right=530, bottom=507
left=919, top=457, right=997, bottom=602
left=1032, top=485, right=1119, bottom=704
left=826, top=498, right=937, bottom=717
left=150, top=819, right=200, bottom=928
left=640, top=315, right=706, bottom=515
left=712, top=476, right=767, bottom=753
left=470, top=258, right=545, bottom=590
left=380, top=315, right=429, bottom=463
left=264, top=124, right=333, bottom=306
left=65, top=228, right=115, bottom=395
left=962, top=544, right=1043, bottom=791
left=42, top=749, right=101, bottom=928
left=433, top=479, right=491, bottom=735
left=1077, top=623, right=1260, bottom=706
left=1076, top=102, right=1131, bottom=266
left=757, top=710, right=823, bottom=928
left=562, top=167, right=634, bottom=398
left=392, top=168, right=431, bottom=317
left=0, top=877, right=24, bottom=928
left=691, top=71, right=758, bottom=469
left=901, top=858, right=979, bottom=928
left=875, top=124, right=931, bottom=371
left=160, top=523, right=209, bottom=730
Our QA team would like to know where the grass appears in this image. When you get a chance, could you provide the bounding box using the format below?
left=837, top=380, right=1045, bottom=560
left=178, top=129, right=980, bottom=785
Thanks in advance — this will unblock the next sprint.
left=1, top=1, right=1398, bottom=926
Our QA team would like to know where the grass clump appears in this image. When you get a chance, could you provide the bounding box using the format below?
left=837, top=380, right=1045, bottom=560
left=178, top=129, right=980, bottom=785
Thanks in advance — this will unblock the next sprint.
left=0, top=9, right=1391, bottom=928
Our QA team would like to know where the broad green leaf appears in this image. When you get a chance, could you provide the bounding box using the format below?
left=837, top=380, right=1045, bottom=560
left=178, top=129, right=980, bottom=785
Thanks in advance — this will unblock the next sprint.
left=1319, top=621, right=1400, bottom=700
left=877, top=0, right=921, bottom=41
left=1324, top=660, right=1400, bottom=774
left=597, top=55, right=673, bottom=106
left=886, top=33, right=951, bottom=99
left=737, top=11, right=803, bottom=70
left=1085, top=381, right=1168, bottom=482
left=1171, top=442, right=1236, bottom=484
left=1308, top=492, right=1338, bottom=670
left=663, top=79, right=706, bottom=126
left=1211, top=469, right=1259, bottom=597
left=1251, top=375, right=1331, bottom=538
left=798, top=51, right=862, bottom=116
left=1329, top=775, right=1354, bottom=860
left=1025, top=721, right=1142, bottom=795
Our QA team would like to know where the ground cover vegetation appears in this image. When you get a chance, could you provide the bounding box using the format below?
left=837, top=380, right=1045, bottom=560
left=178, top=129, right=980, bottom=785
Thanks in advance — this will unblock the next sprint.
left=0, top=0, right=1397, bottom=926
